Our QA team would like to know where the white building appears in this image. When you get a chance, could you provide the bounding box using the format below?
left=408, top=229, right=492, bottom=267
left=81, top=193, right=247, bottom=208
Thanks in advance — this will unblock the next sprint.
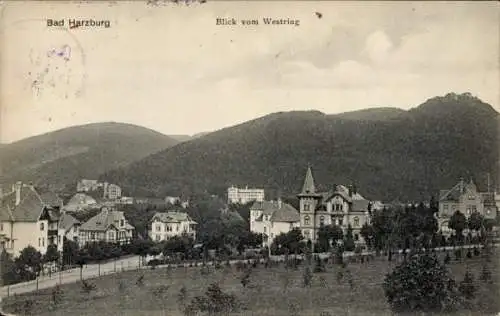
left=103, top=183, right=122, bottom=200
left=250, top=199, right=300, bottom=247
left=227, top=186, right=265, bottom=204
left=149, top=211, right=197, bottom=242
left=0, top=182, right=65, bottom=257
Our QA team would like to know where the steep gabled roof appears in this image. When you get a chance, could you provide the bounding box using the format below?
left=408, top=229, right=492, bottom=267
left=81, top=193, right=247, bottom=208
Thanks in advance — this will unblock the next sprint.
left=152, top=211, right=196, bottom=224
left=250, top=200, right=300, bottom=223
left=301, top=166, right=316, bottom=194
left=59, top=213, right=80, bottom=230
left=39, top=192, right=63, bottom=208
left=440, top=180, right=466, bottom=202
left=351, top=199, right=370, bottom=212
left=80, top=209, right=133, bottom=232
left=0, top=185, right=58, bottom=222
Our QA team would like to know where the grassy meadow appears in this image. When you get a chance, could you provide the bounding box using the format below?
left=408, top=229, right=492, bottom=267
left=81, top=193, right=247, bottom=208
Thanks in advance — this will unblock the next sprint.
left=3, top=249, right=499, bottom=316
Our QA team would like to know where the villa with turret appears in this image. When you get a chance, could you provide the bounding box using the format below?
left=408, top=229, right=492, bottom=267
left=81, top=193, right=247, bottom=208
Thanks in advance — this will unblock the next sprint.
left=250, top=166, right=373, bottom=247
left=297, top=166, right=372, bottom=245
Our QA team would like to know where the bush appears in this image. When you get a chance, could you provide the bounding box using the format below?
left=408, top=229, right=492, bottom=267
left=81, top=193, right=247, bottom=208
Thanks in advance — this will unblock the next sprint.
left=444, top=252, right=451, bottom=264
left=383, top=253, right=461, bottom=313
left=187, top=283, right=239, bottom=314
left=466, top=249, right=472, bottom=259
left=303, top=266, right=313, bottom=287
left=81, top=280, right=96, bottom=295
left=51, top=285, right=64, bottom=305
left=240, top=269, right=251, bottom=287
left=459, top=270, right=475, bottom=300
left=313, top=256, right=325, bottom=273
left=473, top=247, right=480, bottom=256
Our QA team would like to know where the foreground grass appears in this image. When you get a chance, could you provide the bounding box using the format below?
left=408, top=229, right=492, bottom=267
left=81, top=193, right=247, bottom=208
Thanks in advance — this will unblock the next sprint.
left=3, top=250, right=499, bottom=316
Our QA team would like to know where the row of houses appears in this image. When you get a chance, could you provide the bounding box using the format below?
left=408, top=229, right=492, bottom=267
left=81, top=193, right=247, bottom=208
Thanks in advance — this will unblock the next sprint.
left=250, top=167, right=500, bottom=248
left=0, top=181, right=197, bottom=257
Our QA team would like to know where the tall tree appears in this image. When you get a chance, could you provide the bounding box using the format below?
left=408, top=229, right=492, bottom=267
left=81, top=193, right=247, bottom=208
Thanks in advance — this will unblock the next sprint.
left=344, top=224, right=355, bottom=251
left=449, top=211, right=467, bottom=244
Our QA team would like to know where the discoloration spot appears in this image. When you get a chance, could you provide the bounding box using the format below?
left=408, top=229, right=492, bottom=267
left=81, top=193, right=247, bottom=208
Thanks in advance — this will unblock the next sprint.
left=315, top=12, right=322, bottom=19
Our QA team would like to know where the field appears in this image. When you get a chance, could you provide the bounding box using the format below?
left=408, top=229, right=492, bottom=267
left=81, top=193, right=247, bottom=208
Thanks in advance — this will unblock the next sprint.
left=3, top=250, right=499, bottom=316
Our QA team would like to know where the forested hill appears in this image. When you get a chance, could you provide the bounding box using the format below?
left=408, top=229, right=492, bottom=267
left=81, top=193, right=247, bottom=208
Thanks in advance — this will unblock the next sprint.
left=0, top=122, right=178, bottom=193
left=101, top=93, right=499, bottom=202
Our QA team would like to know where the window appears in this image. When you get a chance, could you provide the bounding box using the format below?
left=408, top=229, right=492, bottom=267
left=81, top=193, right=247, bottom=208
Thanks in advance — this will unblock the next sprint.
left=58, top=236, right=61, bottom=244
left=156, top=225, right=161, bottom=232
left=42, top=238, right=45, bottom=247
left=304, top=215, right=310, bottom=226
left=319, top=216, right=325, bottom=226
left=38, top=238, right=41, bottom=247
left=304, top=204, right=310, bottom=211
left=40, top=222, right=45, bottom=231
left=353, top=216, right=360, bottom=227
left=354, top=234, right=359, bottom=241
left=264, top=227, right=267, bottom=233
left=109, top=231, right=115, bottom=240
left=304, top=230, right=310, bottom=240
left=91, top=232, right=96, bottom=239
left=156, top=235, right=161, bottom=241
left=339, top=218, right=343, bottom=226
left=120, top=220, right=124, bottom=227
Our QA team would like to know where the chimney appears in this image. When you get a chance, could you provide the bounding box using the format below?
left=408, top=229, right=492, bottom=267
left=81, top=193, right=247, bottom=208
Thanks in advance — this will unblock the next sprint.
left=348, top=185, right=353, bottom=197
left=15, top=181, right=22, bottom=206
left=278, top=198, right=282, bottom=209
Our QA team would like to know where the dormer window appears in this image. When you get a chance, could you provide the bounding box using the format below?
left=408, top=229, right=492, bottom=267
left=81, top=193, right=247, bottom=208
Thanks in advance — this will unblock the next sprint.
left=40, top=223, right=45, bottom=231
left=120, top=220, right=124, bottom=227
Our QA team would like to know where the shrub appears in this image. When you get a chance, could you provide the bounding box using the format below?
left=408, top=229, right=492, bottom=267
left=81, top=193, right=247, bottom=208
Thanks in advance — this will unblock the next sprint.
left=151, top=284, right=170, bottom=300
left=51, top=284, right=64, bottom=305
left=187, top=283, right=239, bottom=314
left=303, top=266, right=313, bottom=287
left=443, top=252, right=451, bottom=264
left=81, top=280, right=96, bottom=295
left=177, top=286, right=188, bottom=309
left=473, top=247, right=480, bottom=256
left=383, top=253, right=461, bottom=313
left=466, top=249, right=472, bottom=259
left=480, top=264, right=492, bottom=283
left=136, top=274, right=145, bottom=287
left=240, top=269, right=251, bottom=288
left=459, top=270, right=475, bottom=300
left=313, top=256, right=325, bottom=273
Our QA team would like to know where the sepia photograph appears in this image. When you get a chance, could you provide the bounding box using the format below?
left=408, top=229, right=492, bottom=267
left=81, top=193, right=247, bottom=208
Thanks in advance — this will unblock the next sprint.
left=0, top=1, right=499, bottom=315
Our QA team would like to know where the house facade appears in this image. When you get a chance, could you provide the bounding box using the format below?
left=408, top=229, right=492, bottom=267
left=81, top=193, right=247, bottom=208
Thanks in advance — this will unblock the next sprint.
left=250, top=200, right=300, bottom=247
left=78, top=207, right=134, bottom=246
left=59, top=213, right=81, bottom=243
left=438, top=179, right=498, bottom=234
left=297, top=167, right=372, bottom=245
left=149, top=211, right=197, bottom=242
left=103, top=183, right=122, bottom=200
left=0, top=182, right=65, bottom=256
left=227, top=186, right=265, bottom=204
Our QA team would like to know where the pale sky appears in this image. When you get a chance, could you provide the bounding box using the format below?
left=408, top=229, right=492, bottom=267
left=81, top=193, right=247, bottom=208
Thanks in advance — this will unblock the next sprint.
left=1, top=1, right=498, bottom=143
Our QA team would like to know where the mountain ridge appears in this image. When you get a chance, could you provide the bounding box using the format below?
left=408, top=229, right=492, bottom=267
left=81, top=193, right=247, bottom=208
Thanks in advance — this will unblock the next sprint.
left=0, top=122, right=178, bottom=192
left=101, top=93, right=499, bottom=202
